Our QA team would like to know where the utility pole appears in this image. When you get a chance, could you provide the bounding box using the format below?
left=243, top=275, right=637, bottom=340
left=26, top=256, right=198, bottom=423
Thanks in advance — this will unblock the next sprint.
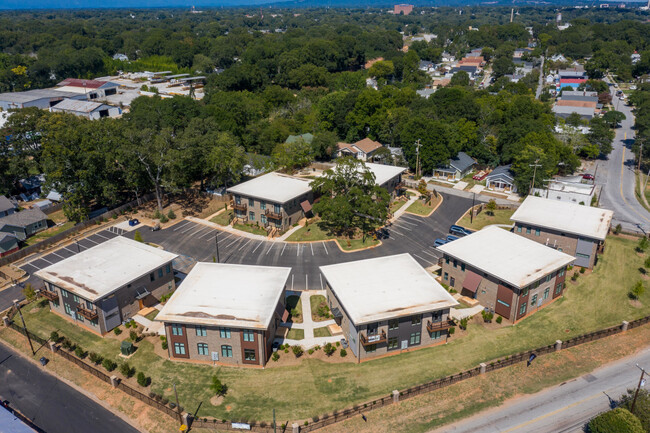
left=470, top=193, right=475, bottom=224
left=273, top=409, right=277, bottom=433
left=173, top=383, right=183, bottom=426
left=215, top=231, right=220, bottom=263
left=529, top=160, right=542, bottom=195
left=13, top=300, right=35, bottom=356
left=415, top=139, right=422, bottom=179
left=631, top=364, right=647, bottom=415
left=639, top=140, right=644, bottom=173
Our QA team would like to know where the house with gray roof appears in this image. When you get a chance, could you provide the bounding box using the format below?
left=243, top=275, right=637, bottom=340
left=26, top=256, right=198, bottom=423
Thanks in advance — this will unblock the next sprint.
left=433, top=152, right=476, bottom=182
left=0, top=233, right=19, bottom=257
left=0, top=89, right=84, bottom=110
left=0, top=207, right=49, bottom=241
left=0, top=196, right=16, bottom=218
left=485, top=165, right=517, bottom=193
left=50, top=99, right=121, bottom=120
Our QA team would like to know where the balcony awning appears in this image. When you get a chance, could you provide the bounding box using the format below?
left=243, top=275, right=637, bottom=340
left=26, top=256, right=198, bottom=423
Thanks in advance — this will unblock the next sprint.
left=462, top=270, right=482, bottom=294
left=331, top=306, right=343, bottom=319
left=300, top=200, right=312, bottom=213
left=134, top=287, right=151, bottom=300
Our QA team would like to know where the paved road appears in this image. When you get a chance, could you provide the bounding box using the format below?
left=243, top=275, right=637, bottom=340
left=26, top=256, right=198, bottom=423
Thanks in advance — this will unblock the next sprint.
left=597, top=80, right=650, bottom=234
left=0, top=340, right=141, bottom=433
left=434, top=346, right=650, bottom=433
left=535, top=55, right=544, bottom=100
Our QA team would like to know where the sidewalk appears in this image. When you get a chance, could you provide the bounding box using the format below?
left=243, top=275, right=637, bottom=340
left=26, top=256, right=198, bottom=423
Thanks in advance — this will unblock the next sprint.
left=427, top=182, right=518, bottom=206
left=186, top=216, right=268, bottom=241
left=277, top=291, right=340, bottom=348
left=390, top=194, right=419, bottom=223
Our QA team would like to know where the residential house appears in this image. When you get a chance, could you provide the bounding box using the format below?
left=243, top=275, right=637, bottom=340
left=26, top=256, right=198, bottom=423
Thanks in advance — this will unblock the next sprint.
left=437, top=227, right=574, bottom=322
left=35, top=237, right=178, bottom=336
left=510, top=196, right=613, bottom=268
left=50, top=99, right=122, bottom=120
left=0, top=207, right=48, bottom=241
left=337, top=138, right=384, bottom=161
left=226, top=172, right=313, bottom=232
left=320, top=254, right=458, bottom=362
left=418, top=60, right=436, bottom=73
left=0, top=89, right=83, bottom=110
left=433, top=152, right=476, bottom=182
left=364, top=162, right=407, bottom=196
left=485, top=165, right=517, bottom=193
left=112, top=53, right=129, bottom=61
left=441, top=52, right=455, bottom=63
left=156, top=263, right=290, bottom=367
left=55, top=78, right=120, bottom=99
left=450, top=65, right=479, bottom=79
left=0, top=196, right=16, bottom=217
left=18, top=174, right=45, bottom=196
left=0, top=233, right=19, bottom=257
left=557, top=69, right=587, bottom=90
left=552, top=105, right=595, bottom=120
left=533, top=179, right=596, bottom=205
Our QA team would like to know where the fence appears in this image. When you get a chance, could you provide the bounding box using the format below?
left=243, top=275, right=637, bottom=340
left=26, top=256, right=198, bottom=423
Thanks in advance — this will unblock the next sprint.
left=0, top=193, right=156, bottom=268
left=4, top=304, right=650, bottom=432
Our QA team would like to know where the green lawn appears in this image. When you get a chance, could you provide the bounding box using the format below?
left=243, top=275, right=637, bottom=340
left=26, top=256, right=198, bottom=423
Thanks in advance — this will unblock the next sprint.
left=24, top=221, right=76, bottom=246
left=310, top=295, right=330, bottom=322
left=313, top=326, right=332, bottom=337
left=286, top=328, right=305, bottom=340
left=390, top=200, right=407, bottom=214
left=406, top=197, right=441, bottom=216
left=286, top=295, right=303, bottom=323
left=336, top=237, right=380, bottom=251
left=233, top=223, right=267, bottom=236
left=210, top=209, right=233, bottom=226
left=11, top=236, right=650, bottom=424
left=144, top=310, right=159, bottom=321
left=636, top=171, right=650, bottom=213
left=457, top=208, right=515, bottom=231
left=285, top=222, right=331, bottom=242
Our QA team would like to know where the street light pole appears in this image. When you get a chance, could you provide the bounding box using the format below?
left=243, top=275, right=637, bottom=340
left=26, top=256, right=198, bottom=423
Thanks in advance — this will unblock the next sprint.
left=529, top=160, right=542, bottom=196
left=471, top=193, right=475, bottom=224
left=215, top=231, right=220, bottom=263
left=13, top=299, right=35, bottom=356
left=415, top=139, right=422, bottom=179
left=631, top=364, right=647, bottom=415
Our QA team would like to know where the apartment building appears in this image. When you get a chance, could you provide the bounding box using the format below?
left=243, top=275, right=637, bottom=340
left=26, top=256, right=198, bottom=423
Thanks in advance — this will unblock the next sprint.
left=156, top=263, right=291, bottom=368
left=437, top=226, right=574, bottom=322
left=35, top=237, right=177, bottom=335
left=320, top=254, right=458, bottom=362
left=510, top=196, right=613, bottom=268
left=365, top=162, right=407, bottom=197
left=227, top=172, right=313, bottom=231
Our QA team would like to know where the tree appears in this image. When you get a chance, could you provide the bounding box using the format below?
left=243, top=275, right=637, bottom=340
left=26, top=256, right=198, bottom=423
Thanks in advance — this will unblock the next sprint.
left=630, top=280, right=645, bottom=300
left=371, top=146, right=393, bottom=164
left=272, top=138, right=314, bottom=174
left=206, top=132, right=247, bottom=188
left=603, top=110, right=626, bottom=128
left=22, top=284, right=36, bottom=302
left=368, top=60, right=394, bottom=80
left=311, top=131, right=338, bottom=161
left=492, top=57, right=515, bottom=78
left=485, top=199, right=497, bottom=216
left=588, top=408, right=643, bottom=433
left=210, top=375, right=228, bottom=396
left=588, top=117, right=615, bottom=156
left=311, top=157, right=390, bottom=240
left=449, top=71, right=470, bottom=87
left=638, top=236, right=649, bottom=253
left=565, top=112, right=584, bottom=128
left=619, top=389, right=650, bottom=432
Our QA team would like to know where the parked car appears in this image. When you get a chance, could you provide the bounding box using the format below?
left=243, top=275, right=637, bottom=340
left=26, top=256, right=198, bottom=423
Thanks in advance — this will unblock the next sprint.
left=582, top=173, right=594, bottom=180
left=434, top=238, right=448, bottom=247
left=128, top=218, right=140, bottom=227
left=446, top=235, right=459, bottom=242
left=450, top=225, right=473, bottom=237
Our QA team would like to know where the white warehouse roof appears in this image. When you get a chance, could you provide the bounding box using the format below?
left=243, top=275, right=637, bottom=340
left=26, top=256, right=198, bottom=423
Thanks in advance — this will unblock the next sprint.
left=320, top=254, right=458, bottom=325
left=227, top=172, right=312, bottom=204
left=155, top=263, right=291, bottom=329
left=511, top=195, right=613, bottom=240
left=437, top=226, right=575, bottom=288
left=365, top=163, right=407, bottom=186
left=35, top=237, right=178, bottom=302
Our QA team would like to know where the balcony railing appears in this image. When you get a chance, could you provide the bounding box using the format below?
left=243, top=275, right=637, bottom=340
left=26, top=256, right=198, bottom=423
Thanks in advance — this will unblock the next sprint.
left=76, top=305, right=98, bottom=321
left=360, top=330, right=387, bottom=347
left=265, top=208, right=283, bottom=220
left=232, top=202, right=247, bottom=212
left=427, top=319, right=454, bottom=333
left=40, top=290, right=59, bottom=302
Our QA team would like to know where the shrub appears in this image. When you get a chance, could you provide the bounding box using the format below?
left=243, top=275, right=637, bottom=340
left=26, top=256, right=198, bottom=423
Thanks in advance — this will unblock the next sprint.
left=323, top=343, right=336, bottom=356
left=615, top=224, right=623, bottom=235
left=169, top=402, right=176, bottom=409
left=292, top=345, right=304, bottom=357
left=340, top=349, right=347, bottom=357
left=120, top=362, right=135, bottom=378
left=61, top=338, right=74, bottom=351
left=50, top=331, right=60, bottom=342
left=645, top=256, right=650, bottom=270
left=159, top=214, right=169, bottom=223
left=580, top=267, right=586, bottom=274
left=153, top=210, right=162, bottom=220
left=22, top=284, right=36, bottom=302
left=148, top=391, right=155, bottom=398
left=481, top=310, right=494, bottom=322
left=160, top=335, right=166, bottom=341
left=161, top=397, right=169, bottom=405
left=459, top=317, right=469, bottom=330
left=272, top=352, right=280, bottom=362
left=113, top=327, right=122, bottom=335
left=74, top=346, right=86, bottom=358
left=137, top=371, right=151, bottom=387
left=162, top=340, right=168, bottom=350
left=496, top=316, right=503, bottom=324
left=133, top=230, right=143, bottom=243
left=587, top=408, right=643, bottom=433
left=448, top=327, right=455, bottom=335
left=638, top=236, right=649, bottom=253
left=308, top=349, right=314, bottom=355
left=210, top=375, right=228, bottom=396
left=89, top=352, right=103, bottom=365
left=130, top=330, right=138, bottom=342
left=102, top=359, right=117, bottom=372
left=630, top=281, right=645, bottom=300
left=571, top=273, right=579, bottom=281
left=167, top=209, right=176, bottom=220
left=336, top=341, right=340, bottom=347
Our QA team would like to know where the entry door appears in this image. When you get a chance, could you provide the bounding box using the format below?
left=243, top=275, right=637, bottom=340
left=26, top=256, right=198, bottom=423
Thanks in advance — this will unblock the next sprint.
left=401, top=340, right=408, bottom=350
left=138, top=299, right=144, bottom=310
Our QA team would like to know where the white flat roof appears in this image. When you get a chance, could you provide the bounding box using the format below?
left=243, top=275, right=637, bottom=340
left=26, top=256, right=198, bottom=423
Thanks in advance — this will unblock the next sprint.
left=511, top=196, right=613, bottom=240
left=365, top=163, right=407, bottom=186
left=227, top=172, right=312, bottom=204
left=35, top=237, right=178, bottom=302
left=155, top=263, right=291, bottom=329
left=437, top=226, right=575, bottom=288
left=320, top=254, right=458, bottom=325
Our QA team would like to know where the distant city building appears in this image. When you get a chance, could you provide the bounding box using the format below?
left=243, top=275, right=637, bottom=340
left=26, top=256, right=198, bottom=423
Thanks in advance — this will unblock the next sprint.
left=50, top=99, right=122, bottom=120
left=394, top=4, right=413, bottom=15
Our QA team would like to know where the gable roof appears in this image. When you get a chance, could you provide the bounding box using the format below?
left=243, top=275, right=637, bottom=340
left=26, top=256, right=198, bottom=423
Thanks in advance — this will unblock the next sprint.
left=449, top=152, right=476, bottom=172
left=51, top=99, right=114, bottom=113
left=0, top=196, right=15, bottom=214
left=486, top=165, right=514, bottom=182
left=56, top=78, right=119, bottom=89
left=0, top=207, right=48, bottom=229
left=353, top=138, right=383, bottom=154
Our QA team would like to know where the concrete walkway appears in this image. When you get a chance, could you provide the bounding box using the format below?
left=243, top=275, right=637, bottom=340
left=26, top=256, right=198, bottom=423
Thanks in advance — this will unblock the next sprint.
left=277, top=291, right=341, bottom=348
left=186, top=216, right=268, bottom=241
left=277, top=224, right=303, bottom=241
left=390, top=194, right=419, bottom=222
left=133, top=310, right=165, bottom=335
left=450, top=305, right=483, bottom=321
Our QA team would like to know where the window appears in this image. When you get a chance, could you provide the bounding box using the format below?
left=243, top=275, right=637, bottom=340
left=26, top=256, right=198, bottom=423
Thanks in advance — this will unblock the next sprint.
left=248, top=198, right=254, bottom=206
left=221, top=345, right=233, bottom=358
left=388, top=319, right=399, bottom=330
left=244, top=349, right=256, bottom=361
left=260, top=201, right=266, bottom=210
left=174, top=343, right=186, bottom=355
left=261, top=215, right=267, bottom=225
left=522, top=287, right=529, bottom=297
left=559, top=268, right=565, bottom=277
left=220, top=328, right=231, bottom=338
left=445, top=257, right=450, bottom=265
left=149, top=273, right=155, bottom=282
left=61, top=289, right=69, bottom=298
left=197, top=343, right=209, bottom=356
left=543, top=288, right=550, bottom=300
left=516, top=225, right=522, bottom=233
left=443, top=272, right=448, bottom=281
left=411, top=315, right=421, bottom=326
left=274, top=204, right=281, bottom=214
left=453, top=259, right=457, bottom=268
left=64, top=303, right=73, bottom=316
left=497, top=299, right=510, bottom=308
left=367, top=323, right=378, bottom=335
left=535, top=229, right=541, bottom=236
left=388, top=337, right=398, bottom=350
left=576, top=253, right=590, bottom=259
left=555, top=283, right=563, bottom=295
left=531, top=294, right=538, bottom=306
left=196, top=326, right=207, bottom=337
left=519, top=303, right=527, bottom=315
left=461, top=263, right=465, bottom=272
left=235, top=195, right=241, bottom=205
left=431, top=330, right=441, bottom=339
left=166, top=264, right=171, bottom=274
left=158, top=268, right=163, bottom=278
left=249, top=211, right=255, bottom=221
left=366, top=344, right=377, bottom=353
left=90, top=319, right=97, bottom=327
left=73, top=295, right=80, bottom=303
left=545, top=274, right=552, bottom=283
left=86, top=300, right=93, bottom=310
left=409, top=332, right=421, bottom=345
left=171, top=324, right=183, bottom=336
left=450, top=277, right=455, bottom=287
left=243, top=330, right=255, bottom=342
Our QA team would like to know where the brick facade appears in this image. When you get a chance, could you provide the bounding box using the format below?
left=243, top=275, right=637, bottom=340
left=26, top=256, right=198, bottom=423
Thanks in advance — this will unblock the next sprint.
left=232, top=191, right=313, bottom=231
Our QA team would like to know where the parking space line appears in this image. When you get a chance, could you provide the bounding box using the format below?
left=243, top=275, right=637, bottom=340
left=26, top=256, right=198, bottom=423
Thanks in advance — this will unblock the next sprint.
left=393, top=224, right=412, bottom=231
left=180, top=223, right=198, bottom=234
left=322, top=242, right=329, bottom=255
left=173, top=221, right=192, bottom=231
left=390, top=228, right=406, bottom=237
left=194, top=226, right=213, bottom=237
left=397, top=219, right=417, bottom=226
left=310, top=243, right=314, bottom=256
left=50, top=252, right=65, bottom=260
left=225, top=238, right=241, bottom=248
left=280, top=243, right=287, bottom=256
left=265, top=243, right=275, bottom=255
left=219, top=233, right=233, bottom=243
left=296, top=244, right=301, bottom=256
left=39, top=257, right=54, bottom=265
left=422, top=250, right=437, bottom=258
left=64, top=246, right=78, bottom=254
left=239, top=239, right=253, bottom=250
left=291, top=274, right=294, bottom=291
left=305, top=274, right=308, bottom=290
left=94, top=232, right=110, bottom=240
left=199, top=229, right=216, bottom=239
left=251, top=241, right=264, bottom=254
left=188, top=226, right=210, bottom=237
left=84, top=237, right=99, bottom=245
left=412, top=254, right=434, bottom=266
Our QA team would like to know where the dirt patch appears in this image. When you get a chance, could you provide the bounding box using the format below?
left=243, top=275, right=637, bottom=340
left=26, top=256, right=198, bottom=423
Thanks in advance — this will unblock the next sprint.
left=629, top=299, right=643, bottom=308
left=210, top=395, right=224, bottom=406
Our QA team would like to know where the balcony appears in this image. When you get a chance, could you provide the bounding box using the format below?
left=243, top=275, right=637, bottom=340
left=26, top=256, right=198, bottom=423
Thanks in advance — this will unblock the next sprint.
left=231, top=202, right=247, bottom=212
left=265, top=208, right=283, bottom=220
left=40, top=290, right=59, bottom=303
left=427, top=319, right=454, bottom=333
left=360, top=330, right=387, bottom=347
left=76, top=305, right=98, bottom=321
